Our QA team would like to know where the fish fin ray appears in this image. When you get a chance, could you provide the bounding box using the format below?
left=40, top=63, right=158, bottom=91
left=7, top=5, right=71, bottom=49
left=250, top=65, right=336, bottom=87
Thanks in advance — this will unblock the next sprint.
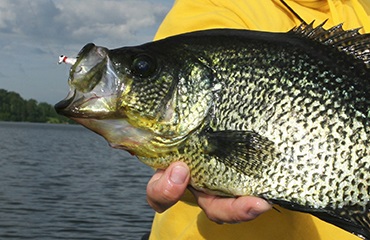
left=290, top=21, right=370, bottom=68
left=203, top=129, right=277, bottom=175
left=272, top=199, right=370, bottom=239
left=312, top=208, right=369, bottom=240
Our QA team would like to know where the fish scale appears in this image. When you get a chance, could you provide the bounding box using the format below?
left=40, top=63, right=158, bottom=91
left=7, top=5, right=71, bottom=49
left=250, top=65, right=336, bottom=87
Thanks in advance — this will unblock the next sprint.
left=207, top=41, right=368, bottom=196
left=56, top=22, right=370, bottom=239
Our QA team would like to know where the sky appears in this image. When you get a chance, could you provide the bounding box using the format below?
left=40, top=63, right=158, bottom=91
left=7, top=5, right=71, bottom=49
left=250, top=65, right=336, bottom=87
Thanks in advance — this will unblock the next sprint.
left=0, top=0, right=173, bottom=104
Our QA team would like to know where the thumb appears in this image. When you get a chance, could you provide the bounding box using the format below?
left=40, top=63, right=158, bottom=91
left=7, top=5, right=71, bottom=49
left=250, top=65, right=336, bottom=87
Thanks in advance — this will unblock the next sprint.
left=146, top=162, right=190, bottom=213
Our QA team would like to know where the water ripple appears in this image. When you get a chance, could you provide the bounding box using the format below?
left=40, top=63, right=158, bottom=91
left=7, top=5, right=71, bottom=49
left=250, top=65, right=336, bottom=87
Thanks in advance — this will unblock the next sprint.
left=0, top=122, right=154, bottom=240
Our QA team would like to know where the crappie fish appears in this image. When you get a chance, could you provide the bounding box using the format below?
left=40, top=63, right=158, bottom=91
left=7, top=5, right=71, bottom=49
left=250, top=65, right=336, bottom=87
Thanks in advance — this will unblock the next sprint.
left=55, top=22, right=370, bottom=239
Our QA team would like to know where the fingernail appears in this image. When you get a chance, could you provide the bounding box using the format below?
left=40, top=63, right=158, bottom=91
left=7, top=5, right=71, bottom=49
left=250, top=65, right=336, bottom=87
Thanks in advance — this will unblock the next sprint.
left=248, top=200, right=272, bottom=217
left=170, top=165, right=188, bottom=184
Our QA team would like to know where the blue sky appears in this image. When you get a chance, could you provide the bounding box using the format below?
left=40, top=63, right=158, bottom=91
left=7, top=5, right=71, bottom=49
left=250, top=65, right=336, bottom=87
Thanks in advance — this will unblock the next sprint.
left=0, top=0, right=173, bottom=104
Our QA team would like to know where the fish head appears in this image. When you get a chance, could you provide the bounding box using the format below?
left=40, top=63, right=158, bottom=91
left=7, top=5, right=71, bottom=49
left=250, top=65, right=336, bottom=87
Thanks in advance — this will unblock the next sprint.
left=55, top=43, right=214, bottom=159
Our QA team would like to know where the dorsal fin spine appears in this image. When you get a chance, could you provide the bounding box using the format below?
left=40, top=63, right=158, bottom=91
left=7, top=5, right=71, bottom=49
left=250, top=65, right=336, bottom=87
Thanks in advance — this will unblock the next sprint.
left=291, top=21, right=370, bottom=68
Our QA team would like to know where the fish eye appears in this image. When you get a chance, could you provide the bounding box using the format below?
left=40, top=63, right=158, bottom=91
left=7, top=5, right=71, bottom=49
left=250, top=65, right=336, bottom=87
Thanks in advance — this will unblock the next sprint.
left=131, top=54, right=156, bottom=78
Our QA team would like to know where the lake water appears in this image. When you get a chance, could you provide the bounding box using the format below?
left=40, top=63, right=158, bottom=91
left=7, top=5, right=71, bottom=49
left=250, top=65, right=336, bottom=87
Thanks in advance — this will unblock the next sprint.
left=0, top=121, right=155, bottom=240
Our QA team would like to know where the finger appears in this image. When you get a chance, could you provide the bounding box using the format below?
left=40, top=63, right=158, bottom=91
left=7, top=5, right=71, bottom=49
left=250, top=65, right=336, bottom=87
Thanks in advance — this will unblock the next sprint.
left=146, top=162, right=190, bottom=213
left=189, top=187, right=272, bottom=224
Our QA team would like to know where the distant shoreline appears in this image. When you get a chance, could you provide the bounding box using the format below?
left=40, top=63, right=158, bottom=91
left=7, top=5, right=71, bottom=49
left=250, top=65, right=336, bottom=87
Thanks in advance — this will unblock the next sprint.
left=0, top=89, right=74, bottom=124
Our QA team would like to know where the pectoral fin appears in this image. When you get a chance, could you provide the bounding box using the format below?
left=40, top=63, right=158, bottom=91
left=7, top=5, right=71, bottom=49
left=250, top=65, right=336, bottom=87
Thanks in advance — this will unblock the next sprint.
left=203, top=129, right=278, bottom=176
left=203, top=129, right=370, bottom=239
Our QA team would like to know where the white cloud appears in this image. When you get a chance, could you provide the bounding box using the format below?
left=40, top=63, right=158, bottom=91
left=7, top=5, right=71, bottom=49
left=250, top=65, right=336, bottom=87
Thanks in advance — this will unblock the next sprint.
left=0, top=0, right=16, bottom=31
left=0, top=0, right=170, bottom=47
left=57, top=0, right=169, bottom=46
left=0, top=0, right=172, bottom=103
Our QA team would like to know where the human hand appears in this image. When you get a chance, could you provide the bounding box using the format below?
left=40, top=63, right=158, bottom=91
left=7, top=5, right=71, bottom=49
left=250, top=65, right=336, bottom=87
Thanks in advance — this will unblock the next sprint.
left=146, top=162, right=272, bottom=224
left=146, top=162, right=190, bottom=213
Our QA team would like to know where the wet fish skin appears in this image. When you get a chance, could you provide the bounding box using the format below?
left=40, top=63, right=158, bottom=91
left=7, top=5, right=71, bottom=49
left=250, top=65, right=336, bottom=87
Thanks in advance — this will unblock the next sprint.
left=55, top=23, right=370, bottom=239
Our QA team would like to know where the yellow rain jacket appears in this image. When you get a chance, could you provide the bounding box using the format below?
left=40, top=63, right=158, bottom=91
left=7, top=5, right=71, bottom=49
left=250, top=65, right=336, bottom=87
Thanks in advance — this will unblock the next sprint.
left=150, top=1, right=370, bottom=239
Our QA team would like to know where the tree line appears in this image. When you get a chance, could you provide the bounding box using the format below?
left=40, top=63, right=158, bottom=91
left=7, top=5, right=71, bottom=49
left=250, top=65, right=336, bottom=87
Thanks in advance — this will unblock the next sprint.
left=0, top=89, right=74, bottom=124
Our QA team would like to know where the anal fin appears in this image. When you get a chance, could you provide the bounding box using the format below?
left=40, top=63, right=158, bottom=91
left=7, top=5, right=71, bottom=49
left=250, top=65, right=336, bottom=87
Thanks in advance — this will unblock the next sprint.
left=272, top=199, right=370, bottom=240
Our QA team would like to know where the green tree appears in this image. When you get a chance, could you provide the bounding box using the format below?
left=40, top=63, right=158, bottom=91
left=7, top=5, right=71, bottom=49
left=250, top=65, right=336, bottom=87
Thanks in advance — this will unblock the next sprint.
left=0, top=89, right=74, bottom=124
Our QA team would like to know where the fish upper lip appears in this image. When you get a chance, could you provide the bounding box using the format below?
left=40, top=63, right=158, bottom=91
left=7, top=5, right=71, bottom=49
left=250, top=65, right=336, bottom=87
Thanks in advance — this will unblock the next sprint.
left=55, top=43, right=122, bottom=118
left=69, top=44, right=109, bottom=93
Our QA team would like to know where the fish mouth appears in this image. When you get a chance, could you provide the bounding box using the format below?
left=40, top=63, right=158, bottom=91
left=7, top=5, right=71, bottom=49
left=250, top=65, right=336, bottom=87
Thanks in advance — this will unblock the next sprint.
left=55, top=43, right=121, bottom=118
left=54, top=90, right=76, bottom=114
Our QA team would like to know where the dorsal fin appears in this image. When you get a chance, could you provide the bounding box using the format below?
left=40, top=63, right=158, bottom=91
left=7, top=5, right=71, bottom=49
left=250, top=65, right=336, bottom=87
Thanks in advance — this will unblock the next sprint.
left=290, top=21, right=370, bottom=68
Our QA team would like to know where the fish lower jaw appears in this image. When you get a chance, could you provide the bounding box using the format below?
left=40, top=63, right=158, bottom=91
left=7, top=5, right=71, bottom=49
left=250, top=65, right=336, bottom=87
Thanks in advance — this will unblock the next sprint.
left=72, top=117, right=180, bottom=158
left=73, top=117, right=150, bottom=144
left=109, top=142, right=173, bottom=158
left=68, top=94, right=117, bottom=118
